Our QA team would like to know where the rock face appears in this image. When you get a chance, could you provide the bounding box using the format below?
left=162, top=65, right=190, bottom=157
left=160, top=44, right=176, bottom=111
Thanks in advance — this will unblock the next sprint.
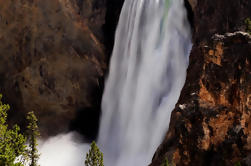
left=0, top=0, right=124, bottom=139
left=151, top=0, right=251, bottom=165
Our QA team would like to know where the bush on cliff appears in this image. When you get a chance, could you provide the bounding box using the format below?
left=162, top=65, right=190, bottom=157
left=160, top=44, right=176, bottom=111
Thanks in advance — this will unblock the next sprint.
left=161, top=157, right=172, bottom=166
left=244, top=18, right=251, bottom=34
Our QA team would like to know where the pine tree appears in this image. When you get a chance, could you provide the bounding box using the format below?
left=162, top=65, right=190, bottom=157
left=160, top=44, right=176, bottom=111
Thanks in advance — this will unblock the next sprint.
left=0, top=94, right=27, bottom=166
left=26, top=111, right=40, bottom=166
left=85, top=141, right=104, bottom=166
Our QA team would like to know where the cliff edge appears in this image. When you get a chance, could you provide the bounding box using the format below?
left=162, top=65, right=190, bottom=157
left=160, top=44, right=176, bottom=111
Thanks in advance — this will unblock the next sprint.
left=151, top=0, right=251, bottom=165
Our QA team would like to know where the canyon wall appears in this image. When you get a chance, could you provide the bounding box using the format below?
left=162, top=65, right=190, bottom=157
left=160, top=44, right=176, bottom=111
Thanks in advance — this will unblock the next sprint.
left=151, top=0, right=251, bottom=165
left=0, top=0, right=124, bottom=139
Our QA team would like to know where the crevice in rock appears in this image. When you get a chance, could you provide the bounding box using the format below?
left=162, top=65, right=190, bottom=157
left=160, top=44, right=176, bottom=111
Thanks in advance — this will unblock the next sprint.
left=184, top=0, right=194, bottom=30
left=102, top=0, right=124, bottom=59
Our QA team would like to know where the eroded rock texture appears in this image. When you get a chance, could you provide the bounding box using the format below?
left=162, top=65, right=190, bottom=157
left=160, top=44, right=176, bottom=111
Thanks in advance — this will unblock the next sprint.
left=0, top=0, right=124, bottom=138
left=151, top=32, right=251, bottom=166
left=151, top=0, right=251, bottom=165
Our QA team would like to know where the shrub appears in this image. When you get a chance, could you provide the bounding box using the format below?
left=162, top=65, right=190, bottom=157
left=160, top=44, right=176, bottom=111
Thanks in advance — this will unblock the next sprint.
left=161, top=157, right=172, bottom=166
left=244, top=18, right=251, bottom=34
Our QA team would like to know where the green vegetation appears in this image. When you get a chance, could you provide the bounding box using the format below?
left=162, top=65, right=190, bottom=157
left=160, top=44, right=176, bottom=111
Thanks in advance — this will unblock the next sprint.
left=26, top=111, right=40, bottom=166
left=0, top=94, right=40, bottom=166
left=244, top=18, right=251, bottom=34
left=0, top=94, right=26, bottom=166
left=161, top=157, right=172, bottom=166
left=85, top=141, right=104, bottom=166
left=234, top=161, right=241, bottom=166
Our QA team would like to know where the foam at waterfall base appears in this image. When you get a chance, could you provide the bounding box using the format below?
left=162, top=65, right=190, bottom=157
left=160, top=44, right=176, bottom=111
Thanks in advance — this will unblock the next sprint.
left=38, top=132, right=89, bottom=166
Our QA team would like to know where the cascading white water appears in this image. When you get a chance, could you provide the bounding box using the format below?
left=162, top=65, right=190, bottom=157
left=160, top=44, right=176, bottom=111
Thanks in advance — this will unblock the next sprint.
left=98, top=0, right=192, bottom=165
left=38, top=0, right=191, bottom=165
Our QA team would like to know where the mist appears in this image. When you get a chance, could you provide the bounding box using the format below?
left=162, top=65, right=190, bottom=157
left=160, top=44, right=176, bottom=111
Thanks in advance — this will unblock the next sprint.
left=38, top=132, right=89, bottom=166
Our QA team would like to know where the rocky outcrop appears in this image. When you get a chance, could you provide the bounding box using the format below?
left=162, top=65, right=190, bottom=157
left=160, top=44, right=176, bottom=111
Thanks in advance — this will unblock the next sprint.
left=151, top=0, right=251, bottom=165
left=191, top=0, right=250, bottom=43
left=151, top=32, right=251, bottom=166
left=0, top=0, right=124, bottom=139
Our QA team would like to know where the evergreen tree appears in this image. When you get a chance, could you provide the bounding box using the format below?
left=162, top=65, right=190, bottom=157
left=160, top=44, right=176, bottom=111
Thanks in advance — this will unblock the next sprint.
left=85, top=141, right=104, bottom=166
left=26, top=111, right=40, bottom=166
left=0, top=94, right=26, bottom=166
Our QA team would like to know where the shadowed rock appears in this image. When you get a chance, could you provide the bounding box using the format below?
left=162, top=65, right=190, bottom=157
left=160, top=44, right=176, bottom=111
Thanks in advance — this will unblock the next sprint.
left=0, top=0, right=124, bottom=138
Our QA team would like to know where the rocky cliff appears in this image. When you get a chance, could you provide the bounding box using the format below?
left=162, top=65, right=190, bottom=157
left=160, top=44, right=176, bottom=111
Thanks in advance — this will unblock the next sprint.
left=0, top=0, right=124, bottom=139
left=151, top=0, right=251, bottom=165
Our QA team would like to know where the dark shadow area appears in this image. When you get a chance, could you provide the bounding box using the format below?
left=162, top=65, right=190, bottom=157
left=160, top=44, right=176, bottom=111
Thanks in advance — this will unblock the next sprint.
left=69, top=107, right=101, bottom=142
left=69, top=76, right=105, bottom=142
left=103, top=0, right=125, bottom=59
left=184, top=0, right=194, bottom=30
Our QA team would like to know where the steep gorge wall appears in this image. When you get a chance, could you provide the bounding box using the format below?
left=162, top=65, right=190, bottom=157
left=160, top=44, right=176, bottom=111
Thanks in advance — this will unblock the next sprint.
left=151, top=0, right=251, bottom=165
left=0, top=0, right=124, bottom=139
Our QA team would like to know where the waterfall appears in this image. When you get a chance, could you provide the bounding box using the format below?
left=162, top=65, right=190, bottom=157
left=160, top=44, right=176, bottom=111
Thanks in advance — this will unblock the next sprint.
left=38, top=0, right=192, bottom=165
left=97, top=0, right=192, bottom=165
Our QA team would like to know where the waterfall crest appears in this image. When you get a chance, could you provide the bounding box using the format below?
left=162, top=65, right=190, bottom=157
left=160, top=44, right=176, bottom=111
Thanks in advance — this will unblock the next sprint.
left=98, top=0, right=192, bottom=165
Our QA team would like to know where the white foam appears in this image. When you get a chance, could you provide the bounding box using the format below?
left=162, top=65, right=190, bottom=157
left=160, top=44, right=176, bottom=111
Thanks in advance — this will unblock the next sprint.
left=38, top=132, right=89, bottom=166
